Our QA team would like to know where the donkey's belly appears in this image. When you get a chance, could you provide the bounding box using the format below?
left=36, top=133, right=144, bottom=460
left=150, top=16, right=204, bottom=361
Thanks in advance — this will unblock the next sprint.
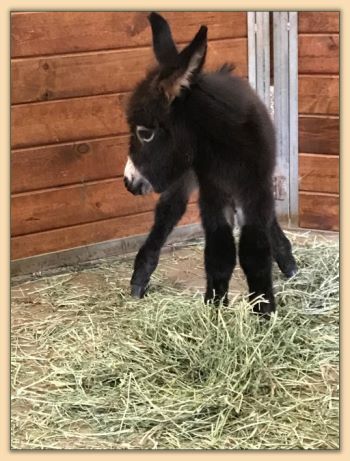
left=223, top=205, right=245, bottom=229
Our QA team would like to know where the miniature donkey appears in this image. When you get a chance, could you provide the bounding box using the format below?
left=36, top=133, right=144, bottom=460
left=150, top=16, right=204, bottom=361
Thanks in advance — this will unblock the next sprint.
left=123, top=12, right=297, bottom=315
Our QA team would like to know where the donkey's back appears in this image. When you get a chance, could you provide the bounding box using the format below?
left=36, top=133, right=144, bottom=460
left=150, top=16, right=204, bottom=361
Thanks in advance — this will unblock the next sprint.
left=184, top=69, right=276, bottom=198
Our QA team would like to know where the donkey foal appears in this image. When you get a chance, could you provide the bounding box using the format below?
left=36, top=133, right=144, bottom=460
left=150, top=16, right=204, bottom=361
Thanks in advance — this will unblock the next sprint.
left=123, top=13, right=297, bottom=316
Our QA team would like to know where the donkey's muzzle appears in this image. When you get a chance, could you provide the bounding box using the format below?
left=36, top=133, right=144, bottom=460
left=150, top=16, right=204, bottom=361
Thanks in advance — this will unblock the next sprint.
left=123, top=176, right=153, bottom=196
left=123, top=157, right=153, bottom=195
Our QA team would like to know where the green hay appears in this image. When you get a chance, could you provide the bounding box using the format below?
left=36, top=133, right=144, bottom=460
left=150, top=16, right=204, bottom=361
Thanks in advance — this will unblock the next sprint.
left=11, top=232, right=339, bottom=449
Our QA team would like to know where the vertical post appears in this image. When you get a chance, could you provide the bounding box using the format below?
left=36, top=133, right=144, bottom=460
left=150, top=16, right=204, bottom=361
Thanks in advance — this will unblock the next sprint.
left=248, top=12, right=257, bottom=90
left=248, top=12, right=270, bottom=109
left=273, top=12, right=299, bottom=226
left=288, top=12, right=299, bottom=226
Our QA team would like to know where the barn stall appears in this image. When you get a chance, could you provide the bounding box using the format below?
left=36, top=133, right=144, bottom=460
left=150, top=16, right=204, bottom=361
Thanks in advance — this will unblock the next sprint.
left=11, top=12, right=339, bottom=449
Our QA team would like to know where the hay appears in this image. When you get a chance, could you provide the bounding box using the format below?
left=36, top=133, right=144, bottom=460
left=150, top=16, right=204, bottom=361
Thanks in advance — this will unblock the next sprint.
left=11, top=232, right=339, bottom=450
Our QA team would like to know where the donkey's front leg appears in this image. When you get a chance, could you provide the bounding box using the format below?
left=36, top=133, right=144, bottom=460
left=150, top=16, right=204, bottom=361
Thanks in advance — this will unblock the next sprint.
left=200, top=199, right=236, bottom=306
left=130, top=177, right=194, bottom=298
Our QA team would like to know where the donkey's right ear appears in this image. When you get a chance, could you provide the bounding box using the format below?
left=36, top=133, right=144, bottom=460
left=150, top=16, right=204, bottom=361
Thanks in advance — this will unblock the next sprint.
left=148, top=12, right=178, bottom=65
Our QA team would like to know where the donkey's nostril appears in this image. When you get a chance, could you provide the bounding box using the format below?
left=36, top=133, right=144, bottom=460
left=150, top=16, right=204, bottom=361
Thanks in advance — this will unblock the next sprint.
left=124, top=176, right=141, bottom=195
left=124, top=176, right=133, bottom=193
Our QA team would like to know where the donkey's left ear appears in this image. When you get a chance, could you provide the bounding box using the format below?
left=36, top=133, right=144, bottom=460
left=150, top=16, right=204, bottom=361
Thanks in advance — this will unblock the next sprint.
left=159, top=25, right=208, bottom=102
left=148, top=12, right=178, bottom=65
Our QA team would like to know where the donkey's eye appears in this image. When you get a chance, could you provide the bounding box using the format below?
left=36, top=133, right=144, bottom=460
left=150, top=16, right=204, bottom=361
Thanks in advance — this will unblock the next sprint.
left=136, top=126, right=155, bottom=144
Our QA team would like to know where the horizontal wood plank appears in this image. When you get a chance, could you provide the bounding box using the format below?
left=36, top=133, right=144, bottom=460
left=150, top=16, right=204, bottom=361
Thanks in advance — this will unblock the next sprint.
left=11, top=12, right=247, bottom=58
left=298, top=34, right=339, bottom=75
left=11, top=136, right=129, bottom=193
left=299, top=153, right=339, bottom=194
left=11, top=93, right=129, bottom=149
left=299, top=75, right=339, bottom=115
left=299, top=192, right=339, bottom=231
left=11, top=48, right=155, bottom=105
left=11, top=177, right=199, bottom=236
left=11, top=38, right=248, bottom=104
left=11, top=37, right=248, bottom=147
left=11, top=178, right=158, bottom=236
left=299, top=116, right=339, bottom=155
left=298, top=12, right=339, bottom=33
left=11, top=203, right=200, bottom=260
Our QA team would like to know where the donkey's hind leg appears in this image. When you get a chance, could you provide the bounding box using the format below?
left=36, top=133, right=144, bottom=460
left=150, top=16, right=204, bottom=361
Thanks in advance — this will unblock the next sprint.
left=239, top=223, right=275, bottom=316
left=270, top=217, right=298, bottom=278
left=238, top=195, right=276, bottom=316
left=200, top=199, right=236, bottom=306
left=130, top=172, right=196, bottom=298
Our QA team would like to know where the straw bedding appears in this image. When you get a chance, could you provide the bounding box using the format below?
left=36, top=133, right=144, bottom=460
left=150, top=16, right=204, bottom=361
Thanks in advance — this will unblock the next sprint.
left=11, top=232, right=339, bottom=449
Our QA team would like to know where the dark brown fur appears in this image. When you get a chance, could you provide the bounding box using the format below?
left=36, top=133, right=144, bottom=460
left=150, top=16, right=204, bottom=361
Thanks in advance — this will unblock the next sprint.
left=123, top=13, right=297, bottom=316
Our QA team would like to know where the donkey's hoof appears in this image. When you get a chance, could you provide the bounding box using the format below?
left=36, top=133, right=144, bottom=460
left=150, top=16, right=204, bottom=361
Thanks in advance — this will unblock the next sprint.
left=286, top=268, right=298, bottom=279
left=252, top=298, right=275, bottom=319
left=284, top=264, right=298, bottom=279
left=131, top=284, right=148, bottom=299
left=278, top=258, right=298, bottom=279
left=204, top=291, right=229, bottom=307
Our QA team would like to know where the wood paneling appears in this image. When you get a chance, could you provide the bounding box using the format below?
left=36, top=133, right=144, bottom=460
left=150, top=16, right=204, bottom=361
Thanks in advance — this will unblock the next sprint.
left=299, top=192, right=339, bottom=231
left=298, top=13, right=339, bottom=231
left=11, top=38, right=248, bottom=104
left=207, top=38, right=247, bottom=75
left=11, top=12, right=247, bottom=57
left=11, top=203, right=200, bottom=260
left=11, top=178, right=159, bottom=236
left=299, top=116, right=339, bottom=155
left=12, top=177, right=199, bottom=236
left=10, top=11, right=248, bottom=260
left=11, top=136, right=129, bottom=193
left=298, top=34, right=339, bottom=75
left=11, top=93, right=129, bottom=149
left=11, top=48, right=155, bottom=105
left=298, top=12, right=339, bottom=33
left=299, top=75, right=339, bottom=115
left=299, top=153, right=339, bottom=194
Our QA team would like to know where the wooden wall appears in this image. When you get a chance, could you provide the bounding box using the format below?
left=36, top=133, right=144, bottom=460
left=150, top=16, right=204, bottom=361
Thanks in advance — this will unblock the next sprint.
left=11, top=12, right=248, bottom=260
left=298, top=12, right=339, bottom=231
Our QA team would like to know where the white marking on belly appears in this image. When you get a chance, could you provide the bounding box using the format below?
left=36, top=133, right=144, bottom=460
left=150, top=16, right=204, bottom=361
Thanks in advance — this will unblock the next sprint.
left=223, top=206, right=245, bottom=229
left=223, top=206, right=235, bottom=228
left=235, top=207, right=245, bottom=228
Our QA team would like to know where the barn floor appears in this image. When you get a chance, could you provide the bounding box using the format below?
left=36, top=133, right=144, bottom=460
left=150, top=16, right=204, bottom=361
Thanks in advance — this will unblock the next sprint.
left=11, top=230, right=339, bottom=450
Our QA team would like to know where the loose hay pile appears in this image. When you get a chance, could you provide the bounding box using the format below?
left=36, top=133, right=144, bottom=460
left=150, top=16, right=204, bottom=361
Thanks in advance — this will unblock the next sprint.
left=11, top=232, right=339, bottom=450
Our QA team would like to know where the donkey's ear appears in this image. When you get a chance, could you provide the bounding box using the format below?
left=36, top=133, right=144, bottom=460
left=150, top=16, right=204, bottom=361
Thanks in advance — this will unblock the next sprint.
left=159, top=25, right=208, bottom=102
left=148, top=12, right=178, bottom=65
